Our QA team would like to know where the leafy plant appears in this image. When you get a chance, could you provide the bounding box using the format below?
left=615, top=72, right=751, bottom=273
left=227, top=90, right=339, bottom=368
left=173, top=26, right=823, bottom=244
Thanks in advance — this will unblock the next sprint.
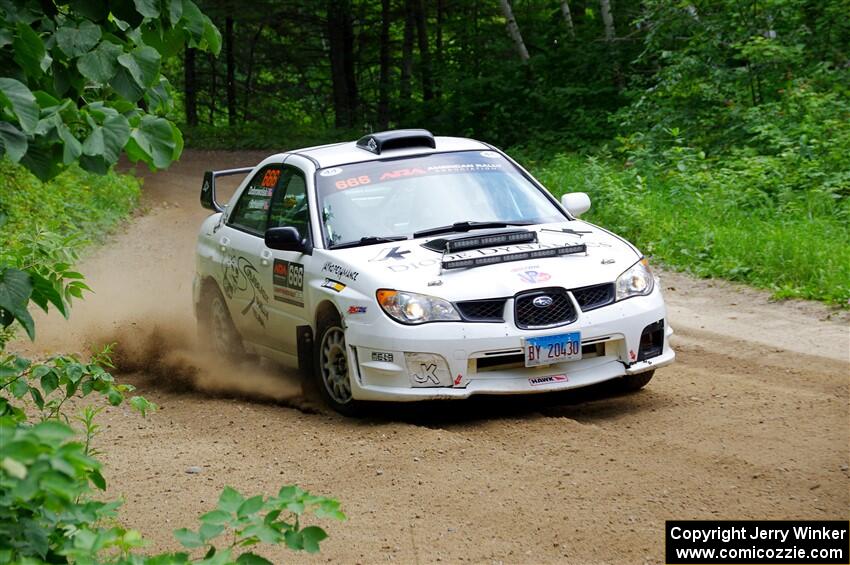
left=0, top=0, right=220, bottom=179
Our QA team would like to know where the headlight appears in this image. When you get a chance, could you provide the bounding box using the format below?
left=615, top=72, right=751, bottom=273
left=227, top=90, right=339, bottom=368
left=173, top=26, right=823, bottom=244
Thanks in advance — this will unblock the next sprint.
left=616, top=258, right=655, bottom=301
left=376, top=289, right=461, bottom=324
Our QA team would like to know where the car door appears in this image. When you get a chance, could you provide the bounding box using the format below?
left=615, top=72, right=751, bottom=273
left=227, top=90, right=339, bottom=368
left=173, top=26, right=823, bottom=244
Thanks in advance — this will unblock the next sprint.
left=217, top=164, right=284, bottom=344
left=253, top=164, right=314, bottom=360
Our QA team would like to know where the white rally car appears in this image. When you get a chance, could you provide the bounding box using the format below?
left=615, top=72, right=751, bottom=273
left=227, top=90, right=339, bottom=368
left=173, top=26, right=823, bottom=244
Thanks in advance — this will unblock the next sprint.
left=194, top=129, right=674, bottom=414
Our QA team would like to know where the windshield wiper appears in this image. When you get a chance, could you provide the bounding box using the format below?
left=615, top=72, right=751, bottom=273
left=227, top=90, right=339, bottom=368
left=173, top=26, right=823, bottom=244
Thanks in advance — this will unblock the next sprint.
left=413, top=221, right=534, bottom=239
left=329, top=235, right=409, bottom=250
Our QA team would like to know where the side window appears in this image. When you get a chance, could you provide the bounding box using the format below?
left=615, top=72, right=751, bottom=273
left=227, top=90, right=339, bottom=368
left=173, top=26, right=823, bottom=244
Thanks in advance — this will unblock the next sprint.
left=268, top=167, right=310, bottom=237
left=227, top=166, right=282, bottom=235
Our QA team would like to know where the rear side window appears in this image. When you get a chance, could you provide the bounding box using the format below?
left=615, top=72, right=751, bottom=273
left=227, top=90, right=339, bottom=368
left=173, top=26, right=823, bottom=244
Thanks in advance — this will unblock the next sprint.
left=227, top=166, right=282, bottom=235
left=268, top=168, right=310, bottom=237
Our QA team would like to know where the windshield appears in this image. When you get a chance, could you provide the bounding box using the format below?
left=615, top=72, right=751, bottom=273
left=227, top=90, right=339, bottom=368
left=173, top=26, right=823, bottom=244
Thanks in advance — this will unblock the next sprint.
left=316, top=150, right=566, bottom=247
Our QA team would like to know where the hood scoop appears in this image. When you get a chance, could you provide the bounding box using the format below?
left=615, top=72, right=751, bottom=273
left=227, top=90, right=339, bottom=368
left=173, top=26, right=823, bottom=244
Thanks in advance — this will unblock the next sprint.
left=422, top=228, right=537, bottom=253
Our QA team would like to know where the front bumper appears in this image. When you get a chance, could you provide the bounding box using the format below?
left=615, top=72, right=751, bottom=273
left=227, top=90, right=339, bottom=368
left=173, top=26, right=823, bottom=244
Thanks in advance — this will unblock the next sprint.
left=343, top=287, right=674, bottom=402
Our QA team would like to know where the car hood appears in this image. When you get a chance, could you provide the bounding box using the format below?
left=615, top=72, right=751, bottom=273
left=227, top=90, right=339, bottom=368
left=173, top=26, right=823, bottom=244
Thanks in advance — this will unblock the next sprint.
left=315, top=221, right=642, bottom=301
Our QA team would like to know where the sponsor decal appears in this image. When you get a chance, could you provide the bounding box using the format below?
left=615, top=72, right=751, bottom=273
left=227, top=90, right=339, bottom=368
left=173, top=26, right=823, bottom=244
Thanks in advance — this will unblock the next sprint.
left=454, top=374, right=463, bottom=386
left=412, top=363, right=440, bottom=385
left=347, top=305, right=367, bottom=314
left=260, top=168, right=280, bottom=188
left=335, top=175, right=371, bottom=190
left=371, top=352, right=394, bottom=362
left=371, top=246, right=411, bottom=261
left=247, top=198, right=270, bottom=210
left=528, top=374, right=568, bottom=387
left=272, top=259, right=305, bottom=307
left=517, top=270, right=551, bottom=284
left=629, top=349, right=637, bottom=361
left=480, top=150, right=499, bottom=158
left=601, top=258, right=616, bottom=264
left=247, top=187, right=274, bottom=197
left=222, top=255, right=269, bottom=327
left=321, top=261, right=359, bottom=281
left=320, top=167, right=343, bottom=177
left=202, top=180, right=210, bottom=192
left=321, top=278, right=346, bottom=293
left=379, top=167, right=426, bottom=181
left=387, top=258, right=440, bottom=273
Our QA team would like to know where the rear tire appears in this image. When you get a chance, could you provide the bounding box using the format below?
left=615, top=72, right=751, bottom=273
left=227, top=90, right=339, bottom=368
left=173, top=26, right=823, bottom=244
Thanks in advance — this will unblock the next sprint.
left=618, top=370, right=655, bottom=392
left=199, top=285, right=245, bottom=360
left=314, top=311, right=364, bottom=416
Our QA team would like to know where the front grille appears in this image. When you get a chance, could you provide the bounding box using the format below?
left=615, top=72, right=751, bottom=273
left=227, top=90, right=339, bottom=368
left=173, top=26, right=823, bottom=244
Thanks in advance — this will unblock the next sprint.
left=514, top=288, right=577, bottom=329
left=455, top=298, right=506, bottom=322
left=572, top=283, right=615, bottom=311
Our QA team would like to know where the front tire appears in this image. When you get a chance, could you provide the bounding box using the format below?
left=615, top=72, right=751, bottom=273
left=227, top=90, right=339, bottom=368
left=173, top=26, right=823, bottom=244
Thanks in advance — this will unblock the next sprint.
left=618, top=369, right=655, bottom=392
left=314, top=312, right=364, bottom=416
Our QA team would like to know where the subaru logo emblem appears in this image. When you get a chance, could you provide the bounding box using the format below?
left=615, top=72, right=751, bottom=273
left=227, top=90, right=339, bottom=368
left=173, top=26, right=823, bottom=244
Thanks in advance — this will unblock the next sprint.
left=532, top=295, right=553, bottom=308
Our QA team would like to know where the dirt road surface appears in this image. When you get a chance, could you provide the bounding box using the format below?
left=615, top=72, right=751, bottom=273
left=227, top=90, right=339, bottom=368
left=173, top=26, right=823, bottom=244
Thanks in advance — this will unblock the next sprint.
left=20, top=150, right=850, bottom=564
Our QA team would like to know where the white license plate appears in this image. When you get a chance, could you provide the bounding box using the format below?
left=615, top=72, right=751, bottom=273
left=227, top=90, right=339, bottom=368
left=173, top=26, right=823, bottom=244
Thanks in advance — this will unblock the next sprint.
left=524, top=332, right=581, bottom=367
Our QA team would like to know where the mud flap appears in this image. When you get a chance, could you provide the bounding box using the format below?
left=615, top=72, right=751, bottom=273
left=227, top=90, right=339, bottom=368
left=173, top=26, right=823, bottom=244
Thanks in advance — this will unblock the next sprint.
left=297, top=325, right=314, bottom=372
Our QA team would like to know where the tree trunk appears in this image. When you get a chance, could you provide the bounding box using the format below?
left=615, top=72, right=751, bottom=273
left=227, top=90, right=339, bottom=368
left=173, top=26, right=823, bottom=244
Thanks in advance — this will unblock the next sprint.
left=243, top=24, right=264, bottom=122
left=184, top=47, right=198, bottom=126
left=377, top=0, right=391, bottom=129
left=400, top=0, right=414, bottom=113
left=327, top=0, right=357, bottom=128
left=498, top=0, right=529, bottom=63
left=413, top=0, right=433, bottom=102
left=435, top=0, right=443, bottom=99
left=225, top=16, right=236, bottom=126
left=560, top=0, right=575, bottom=38
left=208, top=52, right=217, bottom=124
left=599, top=0, right=615, bottom=42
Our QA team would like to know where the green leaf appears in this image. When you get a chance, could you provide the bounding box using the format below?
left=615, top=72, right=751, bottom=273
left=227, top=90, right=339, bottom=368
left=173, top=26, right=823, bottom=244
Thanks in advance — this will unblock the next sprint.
left=1, top=457, right=27, bottom=479
left=110, top=66, right=145, bottom=101
left=198, top=522, right=224, bottom=542
left=202, top=17, right=222, bottom=55
left=117, top=46, right=161, bottom=89
left=217, top=486, right=244, bottom=513
left=283, top=529, right=303, bottom=551
left=180, top=0, right=205, bottom=39
left=89, top=468, right=106, bottom=490
left=9, top=377, right=28, bottom=398
left=56, top=20, right=102, bottom=57
left=173, top=528, right=204, bottom=549
left=301, top=526, right=328, bottom=553
left=13, top=23, right=47, bottom=77
left=41, top=370, right=59, bottom=396
left=168, top=0, right=184, bottom=25
left=0, top=122, right=27, bottom=163
left=58, top=123, right=83, bottom=165
left=0, top=268, right=34, bottom=339
left=129, top=395, right=155, bottom=416
left=77, top=41, right=123, bottom=84
left=100, top=113, right=131, bottom=163
left=199, top=509, right=231, bottom=525
left=237, top=495, right=264, bottom=518
left=134, top=0, right=160, bottom=18
left=126, top=115, right=178, bottom=168
left=29, top=270, right=68, bottom=317
left=0, top=78, right=39, bottom=134
left=32, top=420, right=75, bottom=443
left=235, top=553, right=273, bottom=565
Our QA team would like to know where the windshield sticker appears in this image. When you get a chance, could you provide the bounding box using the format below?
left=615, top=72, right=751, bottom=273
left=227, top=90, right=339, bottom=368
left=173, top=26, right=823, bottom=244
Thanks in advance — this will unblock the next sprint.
left=261, top=169, right=280, bottom=187
left=321, top=261, right=359, bottom=281
left=273, top=260, right=305, bottom=307
left=321, top=278, right=346, bottom=292
left=320, top=167, right=343, bottom=177
left=335, top=175, right=372, bottom=190
left=247, top=187, right=273, bottom=197
left=370, top=246, right=411, bottom=261
left=480, top=150, right=499, bottom=158
left=247, top=198, right=270, bottom=210
left=222, top=255, right=269, bottom=327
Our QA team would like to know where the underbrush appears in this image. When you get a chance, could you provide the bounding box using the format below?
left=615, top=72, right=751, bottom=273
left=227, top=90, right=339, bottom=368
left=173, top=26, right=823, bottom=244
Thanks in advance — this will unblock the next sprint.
left=0, top=161, right=141, bottom=252
left=535, top=153, right=850, bottom=305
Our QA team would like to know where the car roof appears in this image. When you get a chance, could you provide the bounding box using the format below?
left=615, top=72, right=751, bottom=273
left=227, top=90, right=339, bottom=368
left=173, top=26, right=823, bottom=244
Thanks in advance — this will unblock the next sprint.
left=283, top=135, right=493, bottom=169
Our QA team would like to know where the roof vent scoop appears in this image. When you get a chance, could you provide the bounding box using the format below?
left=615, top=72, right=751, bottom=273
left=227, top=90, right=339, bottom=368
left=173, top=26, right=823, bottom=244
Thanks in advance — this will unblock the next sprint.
left=356, top=129, right=436, bottom=154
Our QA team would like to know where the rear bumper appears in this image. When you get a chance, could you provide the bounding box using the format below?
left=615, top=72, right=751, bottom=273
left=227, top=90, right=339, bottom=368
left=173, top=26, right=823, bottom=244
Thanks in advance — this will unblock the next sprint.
left=343, top=287, right=674, bottom=402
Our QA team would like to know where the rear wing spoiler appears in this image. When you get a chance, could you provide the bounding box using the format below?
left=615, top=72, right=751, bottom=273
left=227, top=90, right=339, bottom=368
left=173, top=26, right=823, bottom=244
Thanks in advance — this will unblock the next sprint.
left=201, top=167, right=254, bottom=212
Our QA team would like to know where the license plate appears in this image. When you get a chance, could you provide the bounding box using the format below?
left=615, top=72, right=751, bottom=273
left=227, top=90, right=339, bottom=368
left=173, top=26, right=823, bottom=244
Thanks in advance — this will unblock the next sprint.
left=524, top=332, right=581, bottom=367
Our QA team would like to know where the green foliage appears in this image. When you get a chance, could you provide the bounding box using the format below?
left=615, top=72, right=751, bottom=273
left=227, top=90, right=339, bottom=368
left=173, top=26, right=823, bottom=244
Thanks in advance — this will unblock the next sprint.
left=0, top=0, right=220, bottom=179
left=536, top=152, right=850, bottom=305
left=0, top=160, right=141, bottom=255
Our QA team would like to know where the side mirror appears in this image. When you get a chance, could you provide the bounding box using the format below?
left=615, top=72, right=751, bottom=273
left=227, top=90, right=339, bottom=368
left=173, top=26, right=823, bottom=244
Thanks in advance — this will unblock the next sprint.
left=265, top=226, right=307, bottom=252
left=561, top=192, right=591, bottom=218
